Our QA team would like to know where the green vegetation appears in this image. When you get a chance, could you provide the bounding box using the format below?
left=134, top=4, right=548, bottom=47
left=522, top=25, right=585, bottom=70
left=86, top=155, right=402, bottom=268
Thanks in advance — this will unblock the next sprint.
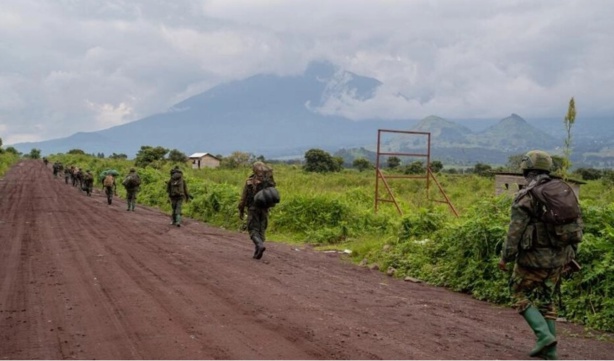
left=3, top=150, right=613, bottom=333
left=0, top=150, right=20, bottom=175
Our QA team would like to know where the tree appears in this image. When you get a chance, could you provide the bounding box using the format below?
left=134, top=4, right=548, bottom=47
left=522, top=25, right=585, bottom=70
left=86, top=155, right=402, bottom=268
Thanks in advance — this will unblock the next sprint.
left=574, top=167, right=602, bottom=181
left=67, top=149, right=85, bottom=155
left=473, top=162, right=492, bottom=177
left=220, top=151, right=254, bottom=169
left=134, top=146, right=168, bottom=168
left=28, top=148, right=41, bottom=159
left=109, top=153, right=128, bottom=159
left=352, top=158, right=372, bottom=172
left=304, top=148, right=341, bottom=173
left=562, top=97, right=576, bottom=179
left=403, top=161, right=425, bottom=175
left=387, top=156, right=401, bottom=169
left=168, top=149, right=188, bottom=163
left=429, top=160, right=443, bottom=173
left=4, top=146, right=19, bottom=155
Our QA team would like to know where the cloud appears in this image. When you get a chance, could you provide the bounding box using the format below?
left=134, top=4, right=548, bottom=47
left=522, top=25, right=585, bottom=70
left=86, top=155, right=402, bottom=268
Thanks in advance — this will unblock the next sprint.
left=1, top=0, right=613, bottom=145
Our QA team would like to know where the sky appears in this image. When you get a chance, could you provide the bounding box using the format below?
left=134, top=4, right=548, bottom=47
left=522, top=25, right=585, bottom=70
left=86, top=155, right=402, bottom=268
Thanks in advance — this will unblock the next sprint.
left=1, top=0, right=613, bottom=145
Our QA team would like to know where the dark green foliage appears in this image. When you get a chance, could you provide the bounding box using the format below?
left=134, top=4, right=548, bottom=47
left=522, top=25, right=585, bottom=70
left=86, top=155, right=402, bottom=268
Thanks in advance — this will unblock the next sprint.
left=109, top=153, right=128, bottom=159
left=28, top=148, right=41, bottom=159
left=430, top=160, right=443, bottom=173
left=304, top=148, right=342, bottom=173
left=473, top=162, right=492, bottom=177
left=574, top=167, right=603, bottom=181
left=387, top=156, right=401, bottom=169
left=352, top=158, right=372, bottom=172
left=403, top=161, right=425, bottom=174
left=168, top=149, right=188, bottom=163
left=68, top=149, right=86, bottom=155
left=135, top=145, right=168, bottom=168
left=4, top=146, right=19, bottom=155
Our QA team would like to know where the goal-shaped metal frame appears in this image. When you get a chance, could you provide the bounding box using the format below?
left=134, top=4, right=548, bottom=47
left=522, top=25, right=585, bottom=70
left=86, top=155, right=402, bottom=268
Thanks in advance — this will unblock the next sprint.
left=374, top=129, right=459, bottom=217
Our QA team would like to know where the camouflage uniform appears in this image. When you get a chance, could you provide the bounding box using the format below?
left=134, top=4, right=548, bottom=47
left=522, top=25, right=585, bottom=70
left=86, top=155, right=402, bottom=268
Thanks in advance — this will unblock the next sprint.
left=166, top=169, right=189, bottom=227
left=500, top=150, right=578, bottom=360
left=123, top=169, right=141, bottom=211
left=502, top=173, right=575, bottom=317
left=82, top=171, right=94, bottom=196
left=103, top=176, right=117, bottom=205
left=238, top=162, right=276, bottom=259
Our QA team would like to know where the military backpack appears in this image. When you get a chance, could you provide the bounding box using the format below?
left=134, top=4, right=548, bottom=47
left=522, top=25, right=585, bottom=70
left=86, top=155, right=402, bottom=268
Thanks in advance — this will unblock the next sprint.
left=123, top=174, right=141, bottom=188
left=530, top=178, right=583, bottom=247
left=103, top=174, right=115, bottom=187
left=169, top=172, right=184, bottom=197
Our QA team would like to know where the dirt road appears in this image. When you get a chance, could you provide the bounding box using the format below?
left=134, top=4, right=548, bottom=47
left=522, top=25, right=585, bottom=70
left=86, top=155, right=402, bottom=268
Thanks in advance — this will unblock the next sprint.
left=1, top=160, right=612, bottom=360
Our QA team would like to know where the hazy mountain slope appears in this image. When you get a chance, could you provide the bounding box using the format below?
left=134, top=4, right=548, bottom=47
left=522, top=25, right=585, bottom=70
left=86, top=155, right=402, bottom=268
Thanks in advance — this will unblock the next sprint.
left=467, top=114, right=558, bottom=151
left=13, top=62, right=404, bottom=157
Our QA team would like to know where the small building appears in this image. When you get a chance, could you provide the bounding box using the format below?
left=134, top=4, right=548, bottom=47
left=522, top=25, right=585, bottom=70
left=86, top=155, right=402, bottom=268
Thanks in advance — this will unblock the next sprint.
left=188, top=152, right=221, bottom=169
left=494, top=172, right=585, bottom=197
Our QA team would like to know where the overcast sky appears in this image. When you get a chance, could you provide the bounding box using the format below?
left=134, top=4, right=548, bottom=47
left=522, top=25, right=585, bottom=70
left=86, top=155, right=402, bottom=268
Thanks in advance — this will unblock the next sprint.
left=1, top=0, right=612, bottom=145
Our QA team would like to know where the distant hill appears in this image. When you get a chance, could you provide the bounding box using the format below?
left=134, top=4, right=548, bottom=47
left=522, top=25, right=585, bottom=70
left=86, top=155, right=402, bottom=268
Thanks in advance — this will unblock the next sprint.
left=467, top=114, right=558, bottom=151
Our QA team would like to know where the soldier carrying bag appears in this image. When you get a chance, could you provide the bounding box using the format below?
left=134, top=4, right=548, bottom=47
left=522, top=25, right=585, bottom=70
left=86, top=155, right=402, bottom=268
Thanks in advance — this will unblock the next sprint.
left=530, top=178, right=583, bottom=248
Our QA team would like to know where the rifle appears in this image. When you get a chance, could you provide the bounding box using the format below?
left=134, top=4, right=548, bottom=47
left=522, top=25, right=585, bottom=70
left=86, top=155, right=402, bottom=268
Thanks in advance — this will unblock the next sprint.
left=564, top=259, right=582, bottom=275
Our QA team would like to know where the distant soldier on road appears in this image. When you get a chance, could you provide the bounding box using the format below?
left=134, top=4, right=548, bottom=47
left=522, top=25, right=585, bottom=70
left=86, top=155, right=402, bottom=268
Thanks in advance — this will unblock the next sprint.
left=64, top=166, right=72, bottom=184
left=166, top=167, right=190, bottom=227
left=238, top=162, right=278, bottom=260
left=122, top=168, right=142, bottom=211
left=82, top=170, right=94, bottom=196
left=102, top=173, right=117, bottom=205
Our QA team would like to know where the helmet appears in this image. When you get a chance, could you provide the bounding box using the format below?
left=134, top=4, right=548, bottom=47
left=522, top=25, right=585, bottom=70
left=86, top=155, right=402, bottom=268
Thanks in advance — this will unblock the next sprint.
left=252, top=161, right=267, bottom=174
left=520, top=150, right=552, bottom=172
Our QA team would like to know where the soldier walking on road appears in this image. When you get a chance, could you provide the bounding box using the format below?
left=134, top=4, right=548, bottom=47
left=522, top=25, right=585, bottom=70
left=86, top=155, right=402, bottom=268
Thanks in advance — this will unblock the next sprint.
left=64, top=166, right=72, bottom=184
left=238, top=162, right=278, bottom=260
left=166, top=167, right=190, bottom=227
left=82, top=170, right=94, bottom=196
left=499, top=150, right=582, bottom=360
left=102, top=173, right=117, bottom=205
left=122, top=168, right=141, bottom=211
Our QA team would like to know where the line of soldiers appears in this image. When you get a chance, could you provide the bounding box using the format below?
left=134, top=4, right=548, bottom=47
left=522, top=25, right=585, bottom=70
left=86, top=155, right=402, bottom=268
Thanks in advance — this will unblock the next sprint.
left=49, top=160, right=277, bottom=262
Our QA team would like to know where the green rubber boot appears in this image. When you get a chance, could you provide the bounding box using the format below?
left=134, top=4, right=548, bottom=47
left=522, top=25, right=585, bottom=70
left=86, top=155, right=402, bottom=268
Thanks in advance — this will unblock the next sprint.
left=176, top=215, right=181, bottom=227
left=522, top=306, right=557, bottom=357
left=542, top=319, right=558, bottom=360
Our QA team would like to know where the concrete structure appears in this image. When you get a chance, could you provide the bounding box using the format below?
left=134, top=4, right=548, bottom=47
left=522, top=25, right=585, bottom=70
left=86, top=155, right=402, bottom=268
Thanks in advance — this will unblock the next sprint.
left=494, top=172, right=584, bottom=197
left=188, top=152, right=221, bottom=169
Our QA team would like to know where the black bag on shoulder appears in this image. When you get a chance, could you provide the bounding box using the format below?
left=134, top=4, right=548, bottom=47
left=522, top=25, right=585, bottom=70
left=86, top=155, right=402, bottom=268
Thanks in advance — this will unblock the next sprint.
left=254, top=187, right=280, bottom=208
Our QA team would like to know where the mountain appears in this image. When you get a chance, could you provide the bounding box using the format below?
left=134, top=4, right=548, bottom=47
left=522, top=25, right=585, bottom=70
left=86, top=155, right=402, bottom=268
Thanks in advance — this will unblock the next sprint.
left=12, top=62, right=406, bottom=158
left=10, top=61, right=614, bottom=167
left=467, top=114, right=558, bottom=151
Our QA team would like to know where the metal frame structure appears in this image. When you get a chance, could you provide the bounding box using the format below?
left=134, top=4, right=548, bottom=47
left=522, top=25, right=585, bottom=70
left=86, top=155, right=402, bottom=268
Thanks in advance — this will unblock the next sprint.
left=374, top=129, right=459, bottom=217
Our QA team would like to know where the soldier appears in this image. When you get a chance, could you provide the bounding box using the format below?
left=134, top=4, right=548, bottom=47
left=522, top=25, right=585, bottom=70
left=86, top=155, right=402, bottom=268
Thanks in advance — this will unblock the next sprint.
left=82, top=170, right=94, bottom=196
left=102, top=173, right=117, bottom=205
left=122, top=168, right=141, bottom=211
left=238, top=162, right=277, bottom=260
left=498, top=150, right=578, bottom=360
left=166, top=168, right=190, bottom=227
left=64, top=166, right=72, bottom=184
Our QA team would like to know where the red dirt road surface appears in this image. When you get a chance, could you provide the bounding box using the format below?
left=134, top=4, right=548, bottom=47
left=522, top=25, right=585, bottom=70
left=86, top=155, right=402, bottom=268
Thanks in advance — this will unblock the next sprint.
left=1, top=160, right=613, bottom=360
